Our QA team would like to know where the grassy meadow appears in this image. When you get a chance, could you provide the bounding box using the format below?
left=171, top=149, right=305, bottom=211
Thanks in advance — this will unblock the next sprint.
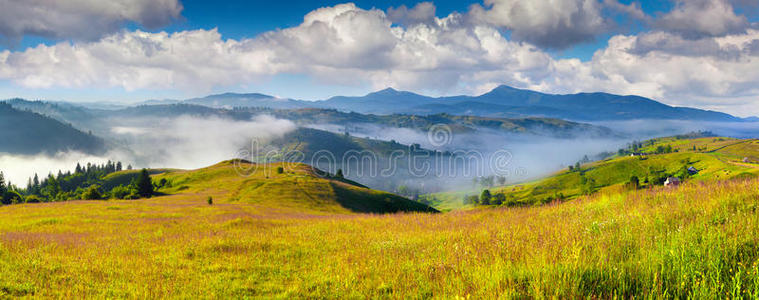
left=429, top=137, right=759, bottom=209
left=1, top=175, right=758, bottom=298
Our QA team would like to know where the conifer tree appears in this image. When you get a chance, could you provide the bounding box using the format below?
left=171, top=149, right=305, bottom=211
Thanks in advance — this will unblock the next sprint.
left=136, top=169, right=154, bottom=198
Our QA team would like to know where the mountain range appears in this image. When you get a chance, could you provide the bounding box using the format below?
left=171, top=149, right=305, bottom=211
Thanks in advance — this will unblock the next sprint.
left=183, top=85, right=748, bottom=122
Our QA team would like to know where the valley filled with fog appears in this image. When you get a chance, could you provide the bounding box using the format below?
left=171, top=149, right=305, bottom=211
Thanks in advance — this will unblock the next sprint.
left=3, top=98, right=756, bottom=195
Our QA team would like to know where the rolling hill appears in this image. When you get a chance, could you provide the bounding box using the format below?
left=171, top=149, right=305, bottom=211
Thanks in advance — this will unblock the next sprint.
left=439, top=135, right=759, bottom=208
left=150, top=160, right=437, bottom=214
left=495, top=137, right=759, bottom=203
left=0, top=102, right=106, bottom=155
left=268, top=108, right=617, bottom=138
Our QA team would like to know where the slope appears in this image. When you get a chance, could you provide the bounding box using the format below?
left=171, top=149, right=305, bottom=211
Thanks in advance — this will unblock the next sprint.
left=151, top=160, right=437, bottom=214
left=491, top=136, right=759, bottom=205
left=429, top=135, right=759, bottom=209
left=0, top=102, right=106, bottom=155
left=0, top=170, right=757, bottom=298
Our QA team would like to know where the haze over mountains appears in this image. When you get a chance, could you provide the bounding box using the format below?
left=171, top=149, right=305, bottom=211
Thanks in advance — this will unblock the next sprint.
left=185, top=85, right=747, bottom=122
left=1, top=84, right=756, bottom=191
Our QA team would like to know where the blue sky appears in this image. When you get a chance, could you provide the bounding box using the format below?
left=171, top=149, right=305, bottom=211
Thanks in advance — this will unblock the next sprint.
left=4, top=0, right=677, bottom=58
left=0, top=0, right=758, bottom=116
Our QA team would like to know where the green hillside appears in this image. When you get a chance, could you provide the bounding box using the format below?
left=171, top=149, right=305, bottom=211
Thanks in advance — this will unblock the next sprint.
left=152, top=160, right=437, bottom=214
left=267, top=127, right=438, bottom=160
left=0, top=102, right=106, bottom=155
left=100, top=169, right=175, bottom=191
left=269, top=108, right=617, bottom=138
left=431, top=136, right=759, bottom=209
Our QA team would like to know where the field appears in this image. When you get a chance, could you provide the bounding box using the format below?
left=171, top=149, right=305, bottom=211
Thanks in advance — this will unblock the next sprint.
left=1, top=171, right=758, bottom=297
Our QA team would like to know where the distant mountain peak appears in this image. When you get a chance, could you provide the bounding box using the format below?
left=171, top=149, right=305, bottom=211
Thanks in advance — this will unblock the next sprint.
left=213, top=92, right=274, bottom=99
left=368, top=87, right=401, bottom=96
left=486, top=84, right=531, bottom=95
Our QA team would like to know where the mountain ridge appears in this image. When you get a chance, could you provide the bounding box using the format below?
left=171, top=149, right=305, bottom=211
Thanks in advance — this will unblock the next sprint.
left=172, top=84, right=745, bottom=122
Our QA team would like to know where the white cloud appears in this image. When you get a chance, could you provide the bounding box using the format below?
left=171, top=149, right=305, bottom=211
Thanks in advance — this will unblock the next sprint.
left=0, top=2, right=759, bottom=116
left=657, top=0, right=749, bottom=38
left=0, top=29, right=279, bottom=91
left=0, top=0, right=183, bottom=43
left=468, top=0, right=608, bottom=49
left=388, top=2, right=437, bottom=26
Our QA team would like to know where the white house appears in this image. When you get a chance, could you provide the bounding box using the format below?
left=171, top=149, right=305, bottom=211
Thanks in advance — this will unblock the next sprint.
left=664, top=177, right=680, bottom=187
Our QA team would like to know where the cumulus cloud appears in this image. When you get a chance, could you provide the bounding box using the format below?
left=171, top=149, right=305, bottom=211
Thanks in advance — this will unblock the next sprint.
left=0, top=0, right=183, bottom=44
left=656, top=0, right=749, bottom=39
left=1, top=3, right=759, bottom=116
left=388, top=2, right=437, bottom=26
left=468, top=0, right=609, bottom=49
left=0, top=4, right=551, bottom=94
left=603, top=0, right=648, bottom=21
left=0, top=29, right=279, bottom=91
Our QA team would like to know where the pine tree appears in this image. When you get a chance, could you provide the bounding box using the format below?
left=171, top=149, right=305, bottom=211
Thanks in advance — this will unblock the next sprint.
left=33, top=173, right=40, bottom=193
left=480, top=189, right=492, bottom=205
left=136, top=169, right=154, bottom=198
left=0, top=172, right=6, bottom=196
left=116, top=162, right=122, bottom=172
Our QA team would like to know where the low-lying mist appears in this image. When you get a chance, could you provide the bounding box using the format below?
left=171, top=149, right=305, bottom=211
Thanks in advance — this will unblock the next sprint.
left=2, top=113, right=757, bottom=196
left=0, top=115, right=296, bottom=186
left=307, top=122, right=628, bottom=192
left=107, top=115, right=296, bottom=168
left=597, top=120, right=759, bottom=139
left=0, top=151, right=111, bottom=186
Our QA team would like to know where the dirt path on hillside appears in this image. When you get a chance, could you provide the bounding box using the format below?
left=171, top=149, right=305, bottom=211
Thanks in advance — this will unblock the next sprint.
left=724, top=161, right=759, bottom=169
left=706, top=139, right=758, bottom=153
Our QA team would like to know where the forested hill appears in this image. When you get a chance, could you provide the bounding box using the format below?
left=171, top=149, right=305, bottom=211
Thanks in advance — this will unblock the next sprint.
left=0, top=103, right=106, bottom=155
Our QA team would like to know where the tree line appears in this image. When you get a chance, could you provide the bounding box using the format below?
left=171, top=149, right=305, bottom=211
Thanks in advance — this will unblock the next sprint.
left=0, top=161, right=158, bottom=205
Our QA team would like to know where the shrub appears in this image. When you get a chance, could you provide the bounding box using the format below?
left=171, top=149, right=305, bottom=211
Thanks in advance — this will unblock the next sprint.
left=464, top=195, right=479, bottom=205
left=110, top=185, right=132, bottom=199
left=628, top=176, right=640, bottom=190
left=492, top=193, right=506, bottom=205
left=82, top=185, right=102, bottom=200
left=25, top=195, right=41, bottom=203
left=207, top=196, right=213, bottom=205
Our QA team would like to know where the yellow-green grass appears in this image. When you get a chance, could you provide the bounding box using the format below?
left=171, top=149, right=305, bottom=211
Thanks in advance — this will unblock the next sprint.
left=638, top=136, right=741, bottom=153
left=712, top=139, right=759, bottom=162
left=430, top=137, right=759, bottom=207
left=0, top=177, right=758, bottom=297
left=152, top=160, right=435, bottom=214
left=101, top=168, right=175, bottom=190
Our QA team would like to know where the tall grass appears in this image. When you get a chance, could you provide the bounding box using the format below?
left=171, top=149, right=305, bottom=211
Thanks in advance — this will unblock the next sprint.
left=0, top=179, right=757, bottom=298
